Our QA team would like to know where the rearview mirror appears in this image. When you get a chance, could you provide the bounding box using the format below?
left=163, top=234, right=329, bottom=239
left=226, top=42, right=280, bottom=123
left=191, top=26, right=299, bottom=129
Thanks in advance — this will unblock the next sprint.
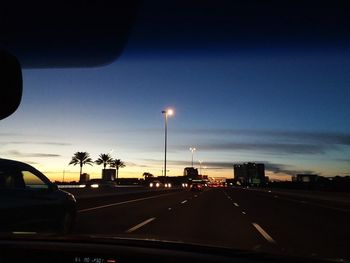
left=0, top=50, right=22, bottom=120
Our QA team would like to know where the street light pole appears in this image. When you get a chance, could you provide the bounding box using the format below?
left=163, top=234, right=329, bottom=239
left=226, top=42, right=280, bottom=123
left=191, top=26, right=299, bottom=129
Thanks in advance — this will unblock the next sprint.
left=62, top=167, right=70, bottom=183
left=162, top=109, right=173, bottom=177
left=189, top=147, right=196, bottom=167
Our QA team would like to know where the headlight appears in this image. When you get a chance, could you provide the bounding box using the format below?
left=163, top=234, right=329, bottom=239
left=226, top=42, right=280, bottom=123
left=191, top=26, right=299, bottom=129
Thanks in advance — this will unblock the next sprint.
left=168, top=183, right=172, bottom=188
left=156, top=183, right=160, bottom=187
left=91, top=184, right=99, bottom=188
left=149, top=183, right=154, bottom=187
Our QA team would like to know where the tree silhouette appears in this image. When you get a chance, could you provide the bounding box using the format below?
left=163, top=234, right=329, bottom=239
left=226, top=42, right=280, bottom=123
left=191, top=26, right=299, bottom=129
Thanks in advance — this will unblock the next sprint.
left=69, top=151, right=93, bottom=178
left=95, top=153, right=113, bottom=169
left=142, top=172, right=154, bottom=179
left=110, top=159, right=126, bottom=182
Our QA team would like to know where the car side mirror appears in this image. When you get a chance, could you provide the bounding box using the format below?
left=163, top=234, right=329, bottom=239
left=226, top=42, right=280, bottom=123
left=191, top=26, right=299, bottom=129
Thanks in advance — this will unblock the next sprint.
left=49, top=183, right=59, bottom=192
left=0, top=50, right=22, bottom=120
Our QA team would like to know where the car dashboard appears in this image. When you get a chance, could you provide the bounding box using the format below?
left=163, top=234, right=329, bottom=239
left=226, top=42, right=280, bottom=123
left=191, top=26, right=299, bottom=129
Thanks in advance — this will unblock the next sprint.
left=0, top=236, right=334, bottom=263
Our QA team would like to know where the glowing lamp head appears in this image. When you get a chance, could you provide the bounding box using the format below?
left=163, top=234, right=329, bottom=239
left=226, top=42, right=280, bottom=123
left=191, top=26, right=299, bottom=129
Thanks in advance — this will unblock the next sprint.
left=162, top=108, right=174, bottom=116
left=167, top=109, right=174, bottom=116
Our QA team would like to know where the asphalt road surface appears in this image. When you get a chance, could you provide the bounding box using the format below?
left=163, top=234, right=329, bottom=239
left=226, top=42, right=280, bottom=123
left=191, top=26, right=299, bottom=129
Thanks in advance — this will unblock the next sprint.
left=74, top=187, right=350, bottom=261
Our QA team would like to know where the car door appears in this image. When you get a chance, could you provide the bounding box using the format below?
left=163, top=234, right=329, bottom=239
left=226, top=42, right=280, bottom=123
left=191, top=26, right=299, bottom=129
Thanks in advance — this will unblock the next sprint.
left=0, top=166, right=32, bottom=231
left=0, top=165, right=61, bottom=232
left=19, top=169, right=63, bottom=229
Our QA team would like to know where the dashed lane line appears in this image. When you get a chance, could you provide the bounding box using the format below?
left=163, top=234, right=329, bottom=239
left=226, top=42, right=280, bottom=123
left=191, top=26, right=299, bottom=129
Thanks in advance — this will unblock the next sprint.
left=125, top=217, right=156, bottom=233
left=252, top=223, right=276, bottom=244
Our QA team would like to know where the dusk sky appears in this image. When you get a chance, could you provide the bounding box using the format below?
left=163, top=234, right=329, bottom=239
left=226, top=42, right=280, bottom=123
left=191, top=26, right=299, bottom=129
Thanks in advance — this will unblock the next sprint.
left=0, top=2, right=350, bottom=182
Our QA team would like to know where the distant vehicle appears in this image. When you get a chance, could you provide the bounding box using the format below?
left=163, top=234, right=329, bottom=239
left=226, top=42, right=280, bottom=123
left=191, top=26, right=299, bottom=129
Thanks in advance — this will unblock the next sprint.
left=164, top=182, right=172, bottom=188
left=190, top=183, right=203, bottom=192
left=86, top=179, right=117, bottom=188
left=149, top=181, right=172, bottom=188
left=149, top=180, right=161, bottom=188
left=0, top=158, right=77, bottom=234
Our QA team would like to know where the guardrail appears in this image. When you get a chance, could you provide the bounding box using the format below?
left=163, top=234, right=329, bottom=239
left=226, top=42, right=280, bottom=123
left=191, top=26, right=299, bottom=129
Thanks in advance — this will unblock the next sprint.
left=57, top=184, right=143, bottom=189
left=58, top=185, right=86, bottom=189
left=59, top=185, right=182, bottom=199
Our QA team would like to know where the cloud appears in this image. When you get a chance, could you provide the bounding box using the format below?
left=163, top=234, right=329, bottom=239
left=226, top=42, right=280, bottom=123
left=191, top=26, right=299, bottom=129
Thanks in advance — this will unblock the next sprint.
left=263, top=162, right=315, bottom=176
left=125, top=162, right=150, bottom=168
left=3, top=150, right=61, bottom=158
left=172, top=128, right=350, bottom=146
left=26, top=161, right=40, bottom=165
left=142, top=158, right=315, bottom=177
left=165, top=128, right=350, bottom=156
left=176, top=142, right=330, bottom=155
left=334, top=158, right=350, bottom=163
left=0, top=132, right=20, bottom=137
left=142, top=158, right=163, bottom=164
left=5, top=141, right=71, bottom=146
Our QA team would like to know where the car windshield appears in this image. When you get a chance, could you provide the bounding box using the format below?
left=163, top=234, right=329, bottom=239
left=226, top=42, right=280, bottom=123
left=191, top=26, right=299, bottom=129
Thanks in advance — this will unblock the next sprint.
left=1, top=1, right=350, bottom=262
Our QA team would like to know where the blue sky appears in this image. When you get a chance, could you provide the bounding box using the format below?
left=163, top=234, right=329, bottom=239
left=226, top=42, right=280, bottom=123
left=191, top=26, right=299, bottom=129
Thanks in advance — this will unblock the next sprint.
left=0, top=4, right=350, bottom=181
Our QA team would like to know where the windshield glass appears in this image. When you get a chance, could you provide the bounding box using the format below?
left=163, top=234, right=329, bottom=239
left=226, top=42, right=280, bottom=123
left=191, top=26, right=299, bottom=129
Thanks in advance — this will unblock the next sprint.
left=1, top=1, right=350, bottom=262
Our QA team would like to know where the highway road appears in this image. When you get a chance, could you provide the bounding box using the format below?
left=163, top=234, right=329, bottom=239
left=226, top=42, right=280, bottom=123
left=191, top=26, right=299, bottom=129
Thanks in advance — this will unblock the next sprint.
left=73, top=187, right=350, bottom=261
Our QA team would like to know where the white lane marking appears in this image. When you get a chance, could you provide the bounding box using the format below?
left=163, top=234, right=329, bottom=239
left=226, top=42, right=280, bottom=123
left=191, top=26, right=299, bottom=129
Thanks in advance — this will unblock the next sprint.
left=242, top=211, right=246, bottom=215
left=194, top=195, right=198, bottom=198
left=181, top=200, right=188, bottom=204
left=125, top=217, right=156, bottom=233
left=233, top=202, right=239, bottom=207
left=252, top=223, right=276, bottom=244
left=78, top=192, right=177, bottom=213
left=168, top=207, right=172, bottom=211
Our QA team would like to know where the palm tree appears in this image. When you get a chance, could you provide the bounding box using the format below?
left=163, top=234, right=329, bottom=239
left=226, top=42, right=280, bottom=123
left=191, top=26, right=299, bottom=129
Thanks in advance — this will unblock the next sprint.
left=110, top=158, right=126, bottom=182
left=142, top=172, right=154, bottom=179
left=69, top=151, right=93, bottom=178
left=95, top=153, right=113, bottom=169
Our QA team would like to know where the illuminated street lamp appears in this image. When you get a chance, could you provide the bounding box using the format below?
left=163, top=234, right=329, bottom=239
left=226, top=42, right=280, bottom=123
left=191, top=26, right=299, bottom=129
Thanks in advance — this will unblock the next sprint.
left=189, top=147, right=196, bottom=167
left=162, top=108, right=174, bottom=177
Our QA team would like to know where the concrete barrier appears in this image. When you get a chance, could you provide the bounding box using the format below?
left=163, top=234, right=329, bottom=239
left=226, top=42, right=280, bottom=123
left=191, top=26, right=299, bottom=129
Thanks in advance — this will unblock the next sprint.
left=59, top=185, right=181, bottom=199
